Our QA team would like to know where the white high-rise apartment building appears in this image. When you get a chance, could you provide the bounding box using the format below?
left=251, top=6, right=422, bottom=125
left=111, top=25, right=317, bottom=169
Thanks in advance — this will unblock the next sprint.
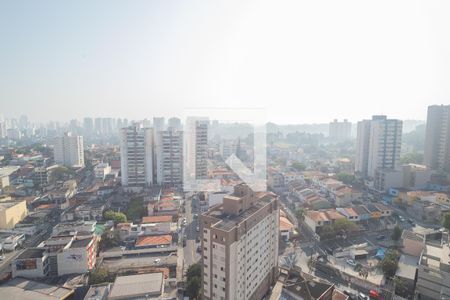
left=194, top=120, right=208, bottom=179
left=120, top=125, right=154, bottom=190
left=54, top=132, right=85, bottom=168
left=355, top=115, right=402, bottom=178
left=201, top=184, right=279, bottom=300
left=153, top=117, right=166, bottom=132
left=424, top=105, right=450, bottom=171
left=168, top=117, right=182, bottom=130
left=155, top=128, right=183, bottom=186
left=329, top=119, right=351, bottom=141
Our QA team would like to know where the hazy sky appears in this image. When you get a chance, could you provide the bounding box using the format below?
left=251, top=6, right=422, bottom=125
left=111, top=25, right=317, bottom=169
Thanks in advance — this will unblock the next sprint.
left=1, top=0, right=449, bottom=124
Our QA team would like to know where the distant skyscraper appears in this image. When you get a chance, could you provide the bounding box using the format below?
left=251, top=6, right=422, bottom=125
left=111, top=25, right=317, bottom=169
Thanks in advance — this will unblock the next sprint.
left=201, top=184, right=279, bottom=300
left=329, top=119, right=351, bottom=141
left=355, top=115, right=402, bottom=178
left=168, top=117, right=182, bottom=130
left=54, top=132, right=85, bottom=168
left=83, top=117, right=94, bottom=136
left=94, top=118, right=102, bottom=135
left=19, top=115, right=28, bottom=130
left=119, top=125, right=154, bottom=190
left=155, top=128, right=183, bottom=186
left=194, top=120, right=208, bottom=179
left=424, top=105, right=450, bottom=171
left=153, top=117, right=165, bottom=132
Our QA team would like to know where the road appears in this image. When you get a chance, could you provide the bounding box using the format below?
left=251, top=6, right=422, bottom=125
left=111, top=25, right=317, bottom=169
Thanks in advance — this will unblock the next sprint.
left=183, top=194, right=201, bottom=268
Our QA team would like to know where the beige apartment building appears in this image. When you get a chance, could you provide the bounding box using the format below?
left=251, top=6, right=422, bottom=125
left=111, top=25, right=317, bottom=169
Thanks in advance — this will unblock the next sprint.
left=0, top=197, right=28, bottom=229
left=200, top=184, right=279, bottom=300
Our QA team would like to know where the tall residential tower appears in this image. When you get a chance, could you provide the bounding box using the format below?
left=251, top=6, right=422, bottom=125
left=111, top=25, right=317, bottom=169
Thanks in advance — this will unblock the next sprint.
left=201, top=184, right=279, bottom=300
left=54, top=132, right=85, bottom=168
left=424, top=105, right=450, bottom=171
left=119, top=125, right=154, bottom=191
left=355, top=115, right=402, bottom=178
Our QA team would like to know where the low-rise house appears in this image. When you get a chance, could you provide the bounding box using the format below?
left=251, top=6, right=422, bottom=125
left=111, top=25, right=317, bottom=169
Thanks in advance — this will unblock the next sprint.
left=134, top=234, right=172, bottom=249
left=147, top=201, right=178, bottom=216
left=274, top=267, right=348, bottom=300
left=97, top=185, right=114, bottom=197
left=94, top=163, right=111, bottom=180
left=353, top=205, right=371, bottom=221
left=74, top=202, right=106, bottom=221
left=108, top=272, right=164, bottom=300
left=336, top=207, right=359, bottom=222
left=57, top=235, right=99, bottom=276
left=280, top=210, right=295, bottom=241
left=0, top=198, right=28, bottom=229
left=83, top=283, right=111, bottom=300
left=12, top=248, right=50, bottom=279
left=0, top=278, right=74, bottom=300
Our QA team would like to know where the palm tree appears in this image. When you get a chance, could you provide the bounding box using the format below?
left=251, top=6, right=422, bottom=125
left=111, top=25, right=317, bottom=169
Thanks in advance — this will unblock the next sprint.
left=359, top=268, right=369, bottom=280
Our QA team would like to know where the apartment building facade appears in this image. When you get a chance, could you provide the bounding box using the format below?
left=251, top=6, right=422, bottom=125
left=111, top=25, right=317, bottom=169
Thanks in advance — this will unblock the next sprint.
left=155, top=128, right=183, bottom=186
left=201, top=184, right=279, bottom=300
left=355, top=115, right=402, bottom=178
left=424, top=104, right=450, bottom=171
left=54, top=132, right=85, bottom=168
left=119, top=125, right=154, bottom=190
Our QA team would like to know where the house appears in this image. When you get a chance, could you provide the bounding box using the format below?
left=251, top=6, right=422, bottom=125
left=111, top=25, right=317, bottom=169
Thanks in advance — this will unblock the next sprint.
left=372, top=203, right=393, bottom=217
left=279, top=210, right=295, bottom=241
left=336, top=207, right=359, bottom=222
left=108, top=272, right=164, bottom=300
left=352, top=205, right=370, bottom=221
left=57, top=235, right=99, bottom=275
left=0, top=278, right=74, bottom=300
left=365, top=204, right=382, bottom=219
left=134, top=235, right=172, bottom=249
left=12, top=248, right=50, bottom=279
left=273, top=267, right=349, bottom=300
left=304, top=209, right=345, bottom=233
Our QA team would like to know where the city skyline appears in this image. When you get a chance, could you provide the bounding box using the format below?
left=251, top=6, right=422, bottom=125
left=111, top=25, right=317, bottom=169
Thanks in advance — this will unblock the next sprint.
left=1, top=1, right=450, bottom=124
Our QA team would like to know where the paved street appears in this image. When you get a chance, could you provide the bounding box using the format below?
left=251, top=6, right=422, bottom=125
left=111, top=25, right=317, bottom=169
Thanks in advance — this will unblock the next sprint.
left=183, top=195, right=201, bottom=268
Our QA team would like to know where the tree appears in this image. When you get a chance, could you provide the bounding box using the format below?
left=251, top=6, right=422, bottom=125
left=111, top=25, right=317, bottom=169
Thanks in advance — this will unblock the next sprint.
left=332, top=218, right=358, bottom=234
left=103, top=210, right=127, bottom=224
left=89, top=268, right=111, bottom=285
left=126, top=197, right=147, bottom=221
left=442, top=212, right=450, bottom=231
left=49, top=166, right=73, bottom=183
left=400, top=152, right=423, bottom=164
left=359, top=267, right=369, bottom=280
left=186, top=263, right=202, bottom=299
left=291, top=161, right=306, bottom=172
left=391, top=225, right=402, bottom=242
left=335, top=172, right=355, bottom=185
left=380, top=250, right=400, bottom=277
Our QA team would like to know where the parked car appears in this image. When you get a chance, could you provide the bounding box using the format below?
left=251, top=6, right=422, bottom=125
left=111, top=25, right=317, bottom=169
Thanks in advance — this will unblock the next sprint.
left=358, top=292, right=369, bottom=300
left=346, top=259, right=357, bottom=266
left=154, top=258, right=161, bottom=264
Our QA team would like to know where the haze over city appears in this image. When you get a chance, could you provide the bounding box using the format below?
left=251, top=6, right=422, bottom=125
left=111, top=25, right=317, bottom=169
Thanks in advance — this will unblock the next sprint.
left=2, top=2, right=450, bottom=300
left=1, top=0, right=450, bottom=123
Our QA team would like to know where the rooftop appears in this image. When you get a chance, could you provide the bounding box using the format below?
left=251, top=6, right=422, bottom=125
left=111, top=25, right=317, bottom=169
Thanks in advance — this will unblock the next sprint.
left=17, top=248, right=46, bottom=259
left=210, top=196, right=274, bottom=231
left=108, top=272, right=163, bottom=299
left=142, top=215, right=173, bottom=223
left=135, top=235, right=172, bottom=247
left=0, top=278, right=74, bottom=300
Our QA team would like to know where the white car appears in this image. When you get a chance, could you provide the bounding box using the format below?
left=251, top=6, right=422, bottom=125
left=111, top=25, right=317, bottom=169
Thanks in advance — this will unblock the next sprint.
left=154, top=258, right=161, bottom=264
left=346, top=259, right=357, bottom=266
